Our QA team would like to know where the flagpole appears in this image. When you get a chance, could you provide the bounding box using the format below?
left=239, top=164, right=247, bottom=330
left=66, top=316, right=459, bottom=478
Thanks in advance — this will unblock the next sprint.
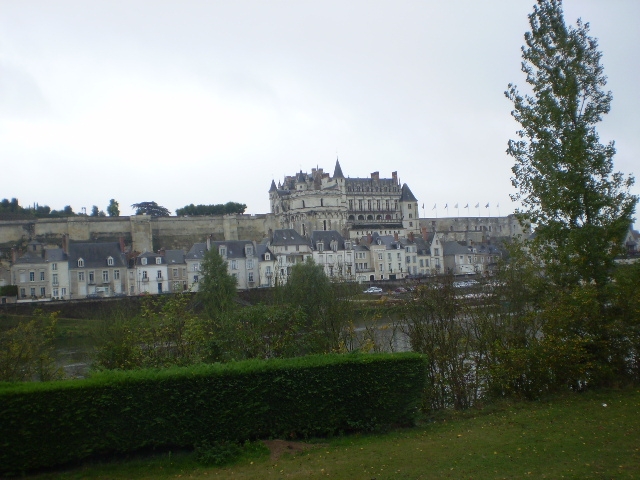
left=497, top=203, right=500, bottom=217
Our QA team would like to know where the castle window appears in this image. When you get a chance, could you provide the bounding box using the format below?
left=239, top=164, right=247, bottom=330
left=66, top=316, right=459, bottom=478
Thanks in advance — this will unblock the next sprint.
left=78, top=258, right=84, bottom=268
left=321, top=199, right=324, bottom=207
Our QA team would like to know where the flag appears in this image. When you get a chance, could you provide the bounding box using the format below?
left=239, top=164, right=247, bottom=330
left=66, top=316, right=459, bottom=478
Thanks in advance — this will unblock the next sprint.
left=422, top=203, right=424, bottom=209
left=432, top=204, right=436, bottom=210
left=444, top=203, right=448, bottom=209
left=497, top=203, right=499, bottom=208
left=485, top=203, right=489, bottom=208
left=464, top=204, right=469, bottom=209
left=475, top=203, right=479, bottom=208
left=454, top=203, right=458, bottom=208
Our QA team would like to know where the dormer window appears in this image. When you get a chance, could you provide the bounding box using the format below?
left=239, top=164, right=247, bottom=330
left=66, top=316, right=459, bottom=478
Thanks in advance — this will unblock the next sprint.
left=220, top=247, right=226, bottom=257
left=155, top=257, right=161, bottom=265
left=265, top=253, right=270, bottom=261
left=318, top=242, right=324, bottom=252
left=141, top=257, right=147, bottom=265
left=78, top=258, right=84, bottom=268
left=107, top=256, right=114, bottom=266
left=245, top=245, right=253, bottom=256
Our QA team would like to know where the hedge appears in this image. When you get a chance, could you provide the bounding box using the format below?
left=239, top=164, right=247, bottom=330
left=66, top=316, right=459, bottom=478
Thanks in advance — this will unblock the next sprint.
left=0, top=352, right=426, bottom=474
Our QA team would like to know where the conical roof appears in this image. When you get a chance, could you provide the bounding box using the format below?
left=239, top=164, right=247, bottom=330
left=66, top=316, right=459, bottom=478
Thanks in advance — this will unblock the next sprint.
left=269, top=179, right=277, bottom=192
left=400, top=183, right=418, bottom=202
left=333, top=158, right=345, bottom=178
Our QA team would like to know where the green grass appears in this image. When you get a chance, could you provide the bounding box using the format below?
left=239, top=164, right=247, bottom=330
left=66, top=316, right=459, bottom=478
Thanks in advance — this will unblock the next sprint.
left=28, top=387, right=640, bottom=479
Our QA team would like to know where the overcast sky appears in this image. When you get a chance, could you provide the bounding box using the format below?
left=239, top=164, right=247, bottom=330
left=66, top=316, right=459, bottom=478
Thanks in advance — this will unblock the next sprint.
left=1, top=1, right=638, bottom=222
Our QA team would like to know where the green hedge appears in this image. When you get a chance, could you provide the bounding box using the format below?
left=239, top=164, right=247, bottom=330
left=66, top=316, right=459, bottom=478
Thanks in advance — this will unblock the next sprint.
left=0, top=352, right=426, bottom=474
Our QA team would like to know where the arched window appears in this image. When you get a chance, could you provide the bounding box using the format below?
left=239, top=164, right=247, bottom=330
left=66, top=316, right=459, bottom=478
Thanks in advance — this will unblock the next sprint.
left=367, top=215, right=373, bottom=220
left=107, top=256, right=114, bottom=266
left=77, top=258, right=84, bottom=268
left=358, top=215, right=365, bottom=220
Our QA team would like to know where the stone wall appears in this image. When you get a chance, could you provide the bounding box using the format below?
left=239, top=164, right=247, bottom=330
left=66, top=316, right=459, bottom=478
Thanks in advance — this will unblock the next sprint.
left=0, top=213, right=522, bottom=256
left=0, top=213, right=278, bottom=254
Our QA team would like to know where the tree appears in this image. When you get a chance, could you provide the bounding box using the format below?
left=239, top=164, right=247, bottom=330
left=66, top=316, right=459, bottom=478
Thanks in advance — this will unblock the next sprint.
left=90, top=205, right=100, bottom=217
left=107, top=199, right=120, bottom=217
left=197, top=246, right=237, bottom=318
left=506, top=0, right=637, bottom=289
left=175, top=202, right=247, bottom=216
left=131, top=201, right=171, bottom=217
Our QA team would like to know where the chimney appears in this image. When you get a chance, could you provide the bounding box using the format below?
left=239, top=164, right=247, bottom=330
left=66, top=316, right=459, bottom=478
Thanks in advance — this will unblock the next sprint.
left=206, top=235, right=212, bottom=251
left=367, top=233, right=373, bottom=244
left=62, top=234, right=69, bottom=255
left=421, top=226, right=428, bottom=241
left=394, top=232, right=399, bottom=241
left=408, top=231, right=414, bottom=242
left=392, top=171, right=398, bottom=184
left=371, top=171, right=380, bottom=181
left=119, top=236, right=125, bottom=254
left=11, top=247, right=17, bottom=263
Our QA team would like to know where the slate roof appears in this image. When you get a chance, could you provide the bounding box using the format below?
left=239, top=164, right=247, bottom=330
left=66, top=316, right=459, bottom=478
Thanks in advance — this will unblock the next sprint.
left=187, top=243, right=207, bottom=260
left=45, top=248, right=67, bottom=263
left=271, top=229, right=310, bottom=246
left=68, top=242, right=127, bottom=268
left=310, top=230, right=345, bottom=250
left=269, top=179, right=277, bottom=192
left=333, top=158, right=345, bottom=178
left=164, top=249, right=186, bottom=265
left=443, top=241, right=470, bottom=256
left=211, top=240, right=255, bottom=259
left=400, top=183, right=418, bottom=202
left=256, top=243, right=275, bottom=261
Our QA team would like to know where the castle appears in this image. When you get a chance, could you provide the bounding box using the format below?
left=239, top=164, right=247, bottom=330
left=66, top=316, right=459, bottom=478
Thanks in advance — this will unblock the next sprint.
left=270, top=159, right=420, bottom=239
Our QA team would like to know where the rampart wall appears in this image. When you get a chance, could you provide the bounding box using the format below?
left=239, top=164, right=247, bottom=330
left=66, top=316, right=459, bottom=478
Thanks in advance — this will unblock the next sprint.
left=0, top=214, right=278, bottom=255
left=0, top=213, right=521, bottom=257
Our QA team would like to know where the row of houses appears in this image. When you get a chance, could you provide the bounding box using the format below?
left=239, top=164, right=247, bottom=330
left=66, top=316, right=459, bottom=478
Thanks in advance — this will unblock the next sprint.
left=6, top=228, right=504, bottom=302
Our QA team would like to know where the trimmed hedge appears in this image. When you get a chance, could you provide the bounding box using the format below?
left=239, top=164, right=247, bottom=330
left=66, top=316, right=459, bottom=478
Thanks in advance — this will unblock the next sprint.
left=0, top=352, right=426, bottom=474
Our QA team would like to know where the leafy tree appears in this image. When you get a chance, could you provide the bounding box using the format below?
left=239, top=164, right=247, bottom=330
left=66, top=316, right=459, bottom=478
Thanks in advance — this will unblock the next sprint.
left=175, top=202, right=247, bottom=216
left=506, top=0, right=637, bottom=289
left=131, top=201, right=171, bottom=217
left=107, top=199, right=120, bottom=217
left=197, top=246, right=237, bottom=318
left=0, top=311, right=63, bottom=382
left=90, top=205, right=100, bottom=217
left=276, top=258, right=361, bottom=353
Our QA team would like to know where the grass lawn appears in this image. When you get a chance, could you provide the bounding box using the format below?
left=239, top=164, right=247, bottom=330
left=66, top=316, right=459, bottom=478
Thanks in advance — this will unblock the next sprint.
left=29, top=387, right=639, bottom=479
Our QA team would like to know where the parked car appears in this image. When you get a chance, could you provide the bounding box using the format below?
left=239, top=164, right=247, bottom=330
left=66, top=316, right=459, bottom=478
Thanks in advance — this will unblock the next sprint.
left=363, top=287, right=383, bottom=294
left=393, top=287, right=407, bottom=295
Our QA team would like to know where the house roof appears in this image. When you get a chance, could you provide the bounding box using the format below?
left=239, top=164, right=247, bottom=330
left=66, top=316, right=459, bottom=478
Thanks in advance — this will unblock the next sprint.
left=187, top=242, right=207, bottom=260
left=68, top=242, right=127, bottom=268
left=310, top=230, right=345, bottom=249
left=271, top=229, right=310, bottom=246
left=211, top=240, right=255, bottom=259
left=164, top=249, right=186, bottom=265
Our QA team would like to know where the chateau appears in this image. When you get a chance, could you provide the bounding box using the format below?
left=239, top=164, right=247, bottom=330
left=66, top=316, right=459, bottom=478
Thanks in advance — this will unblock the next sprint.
left=270, top=159, right=420, bottom=239
left=0, top=160, right=549, bottom=302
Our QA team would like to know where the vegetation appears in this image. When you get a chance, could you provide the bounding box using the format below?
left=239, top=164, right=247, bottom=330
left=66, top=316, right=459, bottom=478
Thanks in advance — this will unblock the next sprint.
left=197, top=247, right=237, bottom=318
left=0, top=353, right=425, bottom=474
left=0, top=198, right=77, bottom=219
left=21, top=387, right=640, bottom=479
left=0, top=310, right=63, bottom=382
left=106, top=199, right=120, bottom=217
left=506, top=0, right=637, bottom=290
left=131, top=201, right=171, bottom=217
left=176, top=202, right=247, bottom=216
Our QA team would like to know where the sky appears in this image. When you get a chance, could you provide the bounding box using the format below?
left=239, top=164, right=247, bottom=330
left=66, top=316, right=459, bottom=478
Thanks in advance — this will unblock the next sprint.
left=1, top=1, right=638, bottom=222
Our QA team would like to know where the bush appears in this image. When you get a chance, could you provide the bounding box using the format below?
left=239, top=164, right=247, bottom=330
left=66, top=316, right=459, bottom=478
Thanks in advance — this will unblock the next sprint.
left=0, top=352, right=425, bottom=475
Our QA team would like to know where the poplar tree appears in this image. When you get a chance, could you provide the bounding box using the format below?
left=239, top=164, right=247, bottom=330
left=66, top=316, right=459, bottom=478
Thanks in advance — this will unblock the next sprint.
left=198, top=246, right=237, bottom=317
left=506, top=0, right=637, bottom=289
